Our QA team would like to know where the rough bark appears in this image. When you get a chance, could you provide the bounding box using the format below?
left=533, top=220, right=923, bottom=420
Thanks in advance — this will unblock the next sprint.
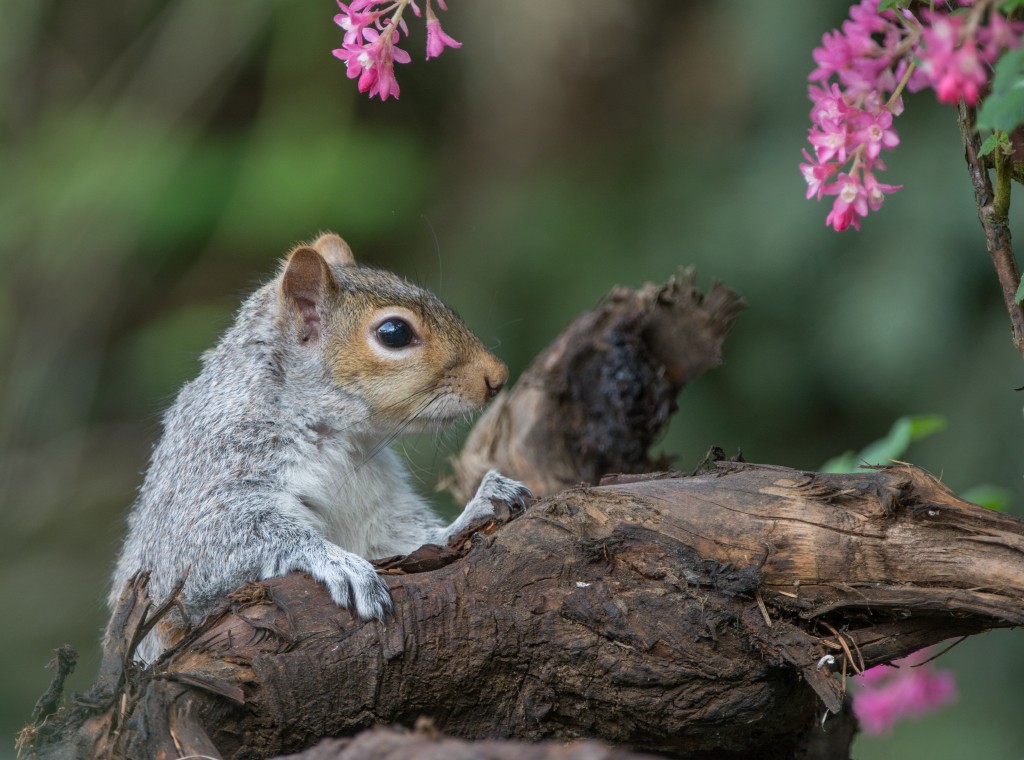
left=17, top=273, right=1024, bottom=760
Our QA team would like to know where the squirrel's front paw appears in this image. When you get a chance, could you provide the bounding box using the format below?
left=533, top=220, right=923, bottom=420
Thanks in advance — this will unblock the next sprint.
left=319, top=548, right=392, bottom=620
left=463, top=469, right=533, bottom=524
left=440, top=470, right=532, bottom=544
left=474, top=470, right=532, bottom=514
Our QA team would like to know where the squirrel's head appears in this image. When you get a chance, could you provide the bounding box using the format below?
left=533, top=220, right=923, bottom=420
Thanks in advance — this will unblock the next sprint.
left=276, top=233, right=507, bottom=434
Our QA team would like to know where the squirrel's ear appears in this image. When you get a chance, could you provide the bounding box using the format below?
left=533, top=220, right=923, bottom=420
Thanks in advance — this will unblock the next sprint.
left=281, top=247, right=338, bottom=343
left=311, top=233, right=356, bottom=267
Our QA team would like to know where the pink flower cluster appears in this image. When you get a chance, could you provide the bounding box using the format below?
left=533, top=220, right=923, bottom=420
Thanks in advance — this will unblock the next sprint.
left=802, top=0, right=1022, bottom=231
left=333, top=0, right=461, bottom=101
left=919, top=9, right=1020, bottom=106
left=852, top=648, right=957, bottom=734
left=802, top=87, right=902, bottom=232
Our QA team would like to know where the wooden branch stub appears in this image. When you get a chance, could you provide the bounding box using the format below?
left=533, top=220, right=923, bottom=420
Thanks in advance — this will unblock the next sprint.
left=28, top=645, right=77, bottom=726
left=446, top=272, right=745, bottom=501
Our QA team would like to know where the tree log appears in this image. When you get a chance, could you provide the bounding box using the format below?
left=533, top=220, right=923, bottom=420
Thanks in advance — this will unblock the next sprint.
left=18, top=273, right=1024, bottom=760
left=21, top=461, right=1024, bottom=760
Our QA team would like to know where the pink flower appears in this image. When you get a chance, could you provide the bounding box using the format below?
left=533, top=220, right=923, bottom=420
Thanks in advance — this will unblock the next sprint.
left=918, top=12, right=987, bottom=106
left=425, top=14, right=461, bottom=60
left=846, top=0, right=891, bottom=36
left=334, top=2, right=377, bottom=45
left=801, top=1, right=1022, bottom=230
left=799, top=0, right=923, bottom=230
left=853, top=109, right=899, bottom=160
left=863, top=171, right=901, bottom=211
left=808, top=126, right=850, bottom=164
left=332, top=41, right=370, bottom=81
left=920, top=11, right=959, bottom=60
left=808, top=83, right=850, bottom=129
left=824, top=173, right=868, bottom=231
left=935, top=48, right=986, bottom=105
left=333, top=26, right=411, bottom=101
left=331, top=0, right=461, bottom=101
left=853, top=651, right=957, bottom=734
left=980, top=12, right=1023, bottom=61
left=363, top=28, right=411, bottom=100
left=800, top=149, right=839, bottom=201
left=810, top=30, right=853, bottom=84
left=811, top=0, right=904, bottom=98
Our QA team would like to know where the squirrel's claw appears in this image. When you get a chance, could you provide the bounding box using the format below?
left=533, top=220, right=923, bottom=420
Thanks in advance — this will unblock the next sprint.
left=471, top=470, right=533, bottom=520
left=315, top=546, right=393, bottom=621
left=439, top=470, right=532, bottom=544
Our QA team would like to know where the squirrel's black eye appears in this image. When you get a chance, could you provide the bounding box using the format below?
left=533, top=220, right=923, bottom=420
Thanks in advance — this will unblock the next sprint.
left=376, top=318, right=414, bottom=348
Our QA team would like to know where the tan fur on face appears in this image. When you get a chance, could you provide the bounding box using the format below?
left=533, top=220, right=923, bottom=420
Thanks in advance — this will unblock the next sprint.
left=322, top=276, right=506, bottom=429
left=279, top=234, right=506, bottom=433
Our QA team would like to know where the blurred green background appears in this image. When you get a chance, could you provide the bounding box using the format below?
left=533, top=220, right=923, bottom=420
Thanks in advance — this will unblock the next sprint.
left=2, top=1, right=1023, bottom=757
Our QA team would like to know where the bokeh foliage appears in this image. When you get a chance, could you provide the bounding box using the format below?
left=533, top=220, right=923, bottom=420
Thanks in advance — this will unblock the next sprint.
left=2, top=1, right=1022, bottom=756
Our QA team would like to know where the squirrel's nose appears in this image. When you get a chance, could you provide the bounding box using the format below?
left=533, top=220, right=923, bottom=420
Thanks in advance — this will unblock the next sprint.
left=485, top=376, right=504, bottom=398
left=480, top=354, right=508, bottom=399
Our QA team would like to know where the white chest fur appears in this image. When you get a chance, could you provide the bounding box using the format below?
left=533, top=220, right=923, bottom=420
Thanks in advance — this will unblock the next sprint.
left=278, top=429, right=427, bottom=559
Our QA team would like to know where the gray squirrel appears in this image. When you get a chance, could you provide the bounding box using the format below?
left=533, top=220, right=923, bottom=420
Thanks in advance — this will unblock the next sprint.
left=109, top=233, right=529, bottom=662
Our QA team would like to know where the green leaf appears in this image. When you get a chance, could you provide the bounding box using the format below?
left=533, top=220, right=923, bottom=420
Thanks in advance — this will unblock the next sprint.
left=977, top=48, right=1024, bottom=133
left=821, top=451, right=860, bottom=474
left=858, top=415, right=946, bottom=466
left=820, top=415, right=947, bottom=473
left=960, top=484, right=1011, bottom=511
left=1000, top=0, right=1024, bottom=13
left=979, top=134, right=1002, bottom=157
left=905, top=415, right=948, bottom=440
left=877, top=0, right=909, bottom=9
left=1016, top=272, right=1024, bottom=304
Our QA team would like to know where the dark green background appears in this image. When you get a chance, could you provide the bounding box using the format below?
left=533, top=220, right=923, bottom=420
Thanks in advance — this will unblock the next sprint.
left=3, top=2, right=1022, bottom=757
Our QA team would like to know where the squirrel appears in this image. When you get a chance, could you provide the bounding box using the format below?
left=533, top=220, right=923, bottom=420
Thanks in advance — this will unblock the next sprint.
left=108, top=233, right=530, bottom=663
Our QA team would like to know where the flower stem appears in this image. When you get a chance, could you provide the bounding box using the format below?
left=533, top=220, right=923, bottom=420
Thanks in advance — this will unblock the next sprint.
left=886, top=61, right=916, bottom=110
left=388, top=0, right=411, bottom=30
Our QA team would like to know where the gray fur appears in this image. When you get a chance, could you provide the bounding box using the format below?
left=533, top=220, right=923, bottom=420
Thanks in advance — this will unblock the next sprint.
left=109, top=266, right=528, bottom=663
